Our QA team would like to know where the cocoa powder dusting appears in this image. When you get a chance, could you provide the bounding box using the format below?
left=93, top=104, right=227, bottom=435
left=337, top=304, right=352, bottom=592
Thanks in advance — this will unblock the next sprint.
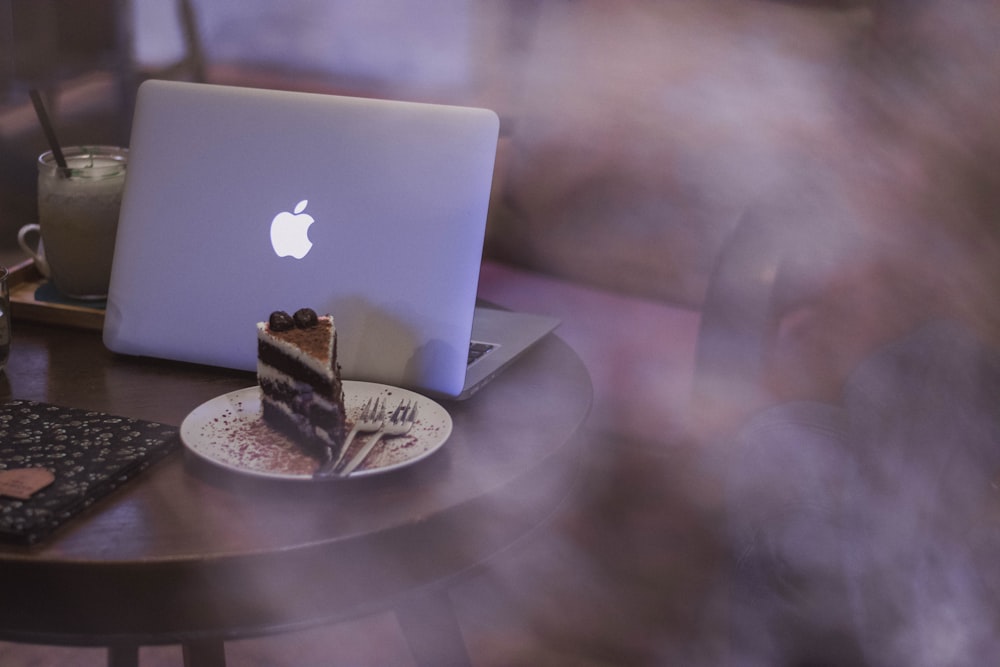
left=268, top=319, right=333, bottom=363
left=195, top=404, right=443, bottom=477
left=202, top=408, right=316, bottom=475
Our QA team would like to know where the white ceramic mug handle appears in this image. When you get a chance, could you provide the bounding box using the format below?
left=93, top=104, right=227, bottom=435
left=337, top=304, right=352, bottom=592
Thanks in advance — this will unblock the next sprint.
left=17, top=224, right=50, bottom=278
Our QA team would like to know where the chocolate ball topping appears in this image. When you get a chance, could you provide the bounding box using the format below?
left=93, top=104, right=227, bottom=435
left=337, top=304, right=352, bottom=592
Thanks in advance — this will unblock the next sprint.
left=269, top=310, right=295, bottom=332
left=293, top=308, right=319, bottom=329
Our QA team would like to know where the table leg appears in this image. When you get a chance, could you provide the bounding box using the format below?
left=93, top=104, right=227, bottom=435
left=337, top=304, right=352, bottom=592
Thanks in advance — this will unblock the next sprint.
left=182, top=639, right=226, bottom=667
left=396, top=590, right=471, bottom=667
left=107, top=644, right=138, bottom=667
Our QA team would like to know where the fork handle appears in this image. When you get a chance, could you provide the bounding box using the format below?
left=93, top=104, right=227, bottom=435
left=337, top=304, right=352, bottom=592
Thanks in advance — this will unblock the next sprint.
left=338, top=429, right=386, bottom=476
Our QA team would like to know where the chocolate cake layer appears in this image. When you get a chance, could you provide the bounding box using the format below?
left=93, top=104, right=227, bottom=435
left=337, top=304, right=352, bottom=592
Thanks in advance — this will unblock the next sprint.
left=260, top=400, right=332, bottom=462
left=258, top=379, right=346, bottom=430
left=258, top=341, right=339, bottom=394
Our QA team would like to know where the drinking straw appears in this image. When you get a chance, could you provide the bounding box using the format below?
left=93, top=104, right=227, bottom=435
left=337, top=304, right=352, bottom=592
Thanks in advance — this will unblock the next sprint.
left=29, top=89, right=69, bottom=174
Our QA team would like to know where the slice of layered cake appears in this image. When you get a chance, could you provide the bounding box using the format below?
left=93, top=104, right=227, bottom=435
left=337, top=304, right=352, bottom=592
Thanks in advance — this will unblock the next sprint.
left=257, top=308, right=348, bottom=466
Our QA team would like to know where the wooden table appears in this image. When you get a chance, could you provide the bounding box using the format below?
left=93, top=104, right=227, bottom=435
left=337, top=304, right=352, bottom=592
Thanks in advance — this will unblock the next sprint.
left=0, top=319, right=592, bottom=666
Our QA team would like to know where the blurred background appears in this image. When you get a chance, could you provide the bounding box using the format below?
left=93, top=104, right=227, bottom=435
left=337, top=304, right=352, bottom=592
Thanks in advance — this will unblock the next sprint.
left=1, top=0, right=872, bottom=307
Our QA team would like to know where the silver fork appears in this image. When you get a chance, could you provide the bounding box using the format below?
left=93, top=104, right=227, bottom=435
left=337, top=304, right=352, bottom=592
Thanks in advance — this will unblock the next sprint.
left=337, top=399, right=417, bottom=476
left=314, top=397, right=384, bottom=478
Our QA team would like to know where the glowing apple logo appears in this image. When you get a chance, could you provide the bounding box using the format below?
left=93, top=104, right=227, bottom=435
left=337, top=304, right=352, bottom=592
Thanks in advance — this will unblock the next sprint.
left=269, top=199, right=315, bottom=259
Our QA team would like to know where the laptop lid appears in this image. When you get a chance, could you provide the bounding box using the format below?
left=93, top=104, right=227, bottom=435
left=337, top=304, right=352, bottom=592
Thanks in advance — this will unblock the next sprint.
left=105, top=79, right=502, bottom=398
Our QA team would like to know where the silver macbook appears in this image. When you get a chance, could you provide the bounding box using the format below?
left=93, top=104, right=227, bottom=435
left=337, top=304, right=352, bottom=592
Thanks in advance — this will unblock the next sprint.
left=104, top=79, right=558, bottom=399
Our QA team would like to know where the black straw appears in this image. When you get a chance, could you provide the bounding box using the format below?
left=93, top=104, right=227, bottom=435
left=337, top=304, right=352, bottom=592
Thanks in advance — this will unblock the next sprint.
left=29, top=89, right=69, bottom=173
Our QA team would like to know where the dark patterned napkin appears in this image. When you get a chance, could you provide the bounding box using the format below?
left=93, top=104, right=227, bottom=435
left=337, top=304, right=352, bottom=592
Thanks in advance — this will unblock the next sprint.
left=0, top=400, right=178, bottom=545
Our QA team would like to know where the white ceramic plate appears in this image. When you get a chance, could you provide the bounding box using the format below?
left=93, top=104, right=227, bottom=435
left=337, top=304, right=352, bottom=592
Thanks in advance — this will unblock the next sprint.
left=180, top=381, right=452, bottom=480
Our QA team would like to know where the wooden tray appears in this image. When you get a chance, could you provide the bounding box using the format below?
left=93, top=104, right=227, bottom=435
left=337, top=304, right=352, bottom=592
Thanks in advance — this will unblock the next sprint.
left=7, top=259, right=105, bottom=331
